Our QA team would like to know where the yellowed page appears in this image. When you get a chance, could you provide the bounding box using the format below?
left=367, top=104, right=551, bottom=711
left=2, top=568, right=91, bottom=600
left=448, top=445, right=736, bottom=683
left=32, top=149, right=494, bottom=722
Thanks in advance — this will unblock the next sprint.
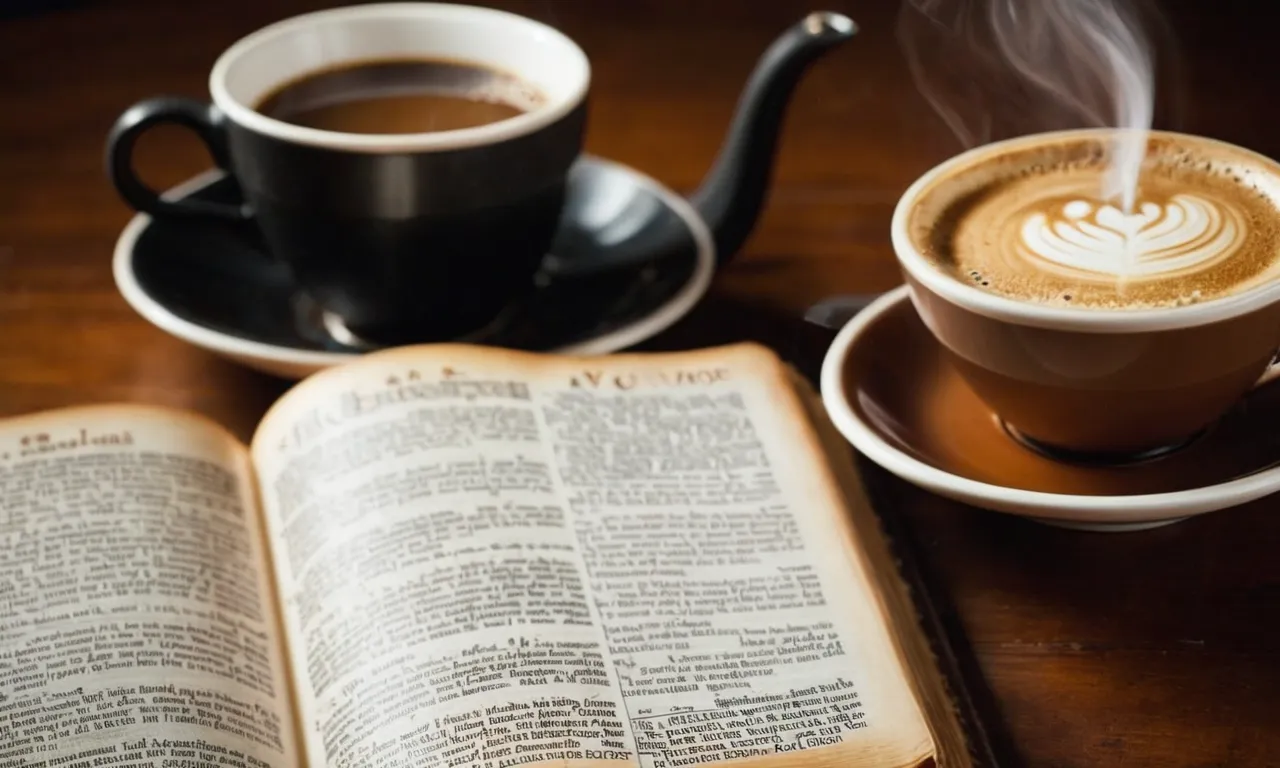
left=0, top=405, right=301, bottom=767
left=250, top=343, right=933, bottom=768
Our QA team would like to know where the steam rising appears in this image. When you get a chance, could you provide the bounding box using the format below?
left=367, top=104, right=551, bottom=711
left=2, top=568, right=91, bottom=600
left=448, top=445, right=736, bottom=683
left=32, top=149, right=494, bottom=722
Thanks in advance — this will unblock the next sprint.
left=899, top=0, right=1156, bottom=211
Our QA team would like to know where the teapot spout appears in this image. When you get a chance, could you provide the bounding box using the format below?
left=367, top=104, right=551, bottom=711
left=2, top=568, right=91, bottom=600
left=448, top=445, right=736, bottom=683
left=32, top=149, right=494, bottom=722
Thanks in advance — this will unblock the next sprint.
left=692, top=12, right=856, bottom=265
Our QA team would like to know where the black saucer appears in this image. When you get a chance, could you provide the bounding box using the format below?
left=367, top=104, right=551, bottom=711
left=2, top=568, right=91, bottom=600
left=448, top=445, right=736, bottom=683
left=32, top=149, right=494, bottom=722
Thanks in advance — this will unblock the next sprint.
left=114, top=156, right=714, bottom=379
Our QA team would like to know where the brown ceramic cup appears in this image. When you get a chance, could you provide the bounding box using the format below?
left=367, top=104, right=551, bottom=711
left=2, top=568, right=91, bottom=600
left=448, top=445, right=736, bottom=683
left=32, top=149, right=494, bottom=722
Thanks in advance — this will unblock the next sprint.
left=892, top=129, right=1280, bottom=460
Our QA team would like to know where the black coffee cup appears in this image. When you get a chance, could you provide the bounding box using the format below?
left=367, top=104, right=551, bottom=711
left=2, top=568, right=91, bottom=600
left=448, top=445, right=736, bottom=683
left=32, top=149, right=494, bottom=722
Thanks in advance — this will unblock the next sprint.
left=108, top=3, right=590, bottom=344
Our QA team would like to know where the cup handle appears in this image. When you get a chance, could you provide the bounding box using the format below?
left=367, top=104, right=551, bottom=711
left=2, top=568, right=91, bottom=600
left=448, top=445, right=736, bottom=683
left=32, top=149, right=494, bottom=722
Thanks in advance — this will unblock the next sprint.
left=106, top=97, right=250, bottom=221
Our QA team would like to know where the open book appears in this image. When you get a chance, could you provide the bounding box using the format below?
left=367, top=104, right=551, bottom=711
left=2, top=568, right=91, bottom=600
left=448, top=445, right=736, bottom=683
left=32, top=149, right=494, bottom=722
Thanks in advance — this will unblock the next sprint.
left=0, top=343, right=972, bottom=768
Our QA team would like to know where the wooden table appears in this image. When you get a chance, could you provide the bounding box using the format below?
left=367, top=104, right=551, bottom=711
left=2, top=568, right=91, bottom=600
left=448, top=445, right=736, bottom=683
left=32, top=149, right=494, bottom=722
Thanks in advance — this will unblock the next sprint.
left=3, top=0, right=1278, bottom=765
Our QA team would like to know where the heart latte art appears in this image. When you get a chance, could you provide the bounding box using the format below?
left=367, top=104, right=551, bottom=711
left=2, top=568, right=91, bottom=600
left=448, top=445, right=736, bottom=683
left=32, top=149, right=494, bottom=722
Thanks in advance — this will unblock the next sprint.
left=911, top=142, right=1280, bottom=310
left=1019, top=194, right=1244, bottom=278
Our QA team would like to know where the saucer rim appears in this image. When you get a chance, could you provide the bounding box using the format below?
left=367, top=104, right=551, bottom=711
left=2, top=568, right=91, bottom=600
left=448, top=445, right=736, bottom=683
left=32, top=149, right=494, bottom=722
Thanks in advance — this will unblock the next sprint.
left=819, top=285, right=1280, bottom=524
left=113, top=155, right=715, bottom=373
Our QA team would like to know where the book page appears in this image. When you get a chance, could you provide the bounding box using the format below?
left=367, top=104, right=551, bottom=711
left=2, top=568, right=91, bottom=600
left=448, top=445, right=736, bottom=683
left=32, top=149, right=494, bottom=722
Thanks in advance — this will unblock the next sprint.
left=251, top=363, right=634, bottom=768
left=0, top=406, right=300, bottom=767
left=540, top=349, right=936, bottom=768
left=251, top=344, right=935, bottom=768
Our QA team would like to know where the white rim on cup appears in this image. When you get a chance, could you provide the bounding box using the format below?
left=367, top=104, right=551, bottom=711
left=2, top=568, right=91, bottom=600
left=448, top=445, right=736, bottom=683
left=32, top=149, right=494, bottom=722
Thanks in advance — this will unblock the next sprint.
left=210, top=3, right=591, bottom=153
left=892, top=128, right=1280, bottom=333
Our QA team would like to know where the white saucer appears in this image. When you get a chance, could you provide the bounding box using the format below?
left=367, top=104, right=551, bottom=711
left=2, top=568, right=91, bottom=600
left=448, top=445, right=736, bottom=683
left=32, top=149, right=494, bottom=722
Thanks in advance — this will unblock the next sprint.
left=820, top=286, right=1280, bottom=532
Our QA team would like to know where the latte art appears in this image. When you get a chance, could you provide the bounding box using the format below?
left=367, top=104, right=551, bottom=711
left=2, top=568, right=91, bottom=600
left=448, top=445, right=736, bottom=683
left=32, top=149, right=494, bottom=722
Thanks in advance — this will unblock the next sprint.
left=908, top=133, right=1280, bottom=310
left=1019, top=194, right=1244, bottom=278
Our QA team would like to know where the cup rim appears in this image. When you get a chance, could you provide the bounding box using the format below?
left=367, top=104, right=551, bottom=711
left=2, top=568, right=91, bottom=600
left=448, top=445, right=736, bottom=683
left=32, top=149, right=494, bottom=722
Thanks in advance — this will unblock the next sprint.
left=891, top=128, right=1280, bottom=333
left=208, top=2, right=590, bottom=154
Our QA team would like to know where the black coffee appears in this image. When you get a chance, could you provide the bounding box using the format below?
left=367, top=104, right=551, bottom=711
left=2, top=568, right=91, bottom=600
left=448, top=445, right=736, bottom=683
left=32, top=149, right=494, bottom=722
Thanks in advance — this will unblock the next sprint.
left=255, top=58, right=545, bottom=134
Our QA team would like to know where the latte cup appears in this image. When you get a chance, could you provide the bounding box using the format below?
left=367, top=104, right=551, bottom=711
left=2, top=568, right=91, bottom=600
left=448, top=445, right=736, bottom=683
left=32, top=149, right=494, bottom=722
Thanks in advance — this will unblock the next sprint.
left=107, top=3, right=589, bottom=344
left=892, top=129, right=1280, bottom=460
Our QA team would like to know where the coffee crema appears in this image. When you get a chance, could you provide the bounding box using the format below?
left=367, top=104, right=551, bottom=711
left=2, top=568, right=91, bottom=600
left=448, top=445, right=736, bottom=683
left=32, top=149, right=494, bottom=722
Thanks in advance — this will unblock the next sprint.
left=909, top=135, right=1280, bottom=309
left=255, top=58, right=546, bottom=135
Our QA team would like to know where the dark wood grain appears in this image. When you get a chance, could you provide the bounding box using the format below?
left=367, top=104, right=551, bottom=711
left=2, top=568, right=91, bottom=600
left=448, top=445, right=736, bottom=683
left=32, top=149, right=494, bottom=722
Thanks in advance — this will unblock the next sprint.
left=3, top=1, right=1279, bottom=765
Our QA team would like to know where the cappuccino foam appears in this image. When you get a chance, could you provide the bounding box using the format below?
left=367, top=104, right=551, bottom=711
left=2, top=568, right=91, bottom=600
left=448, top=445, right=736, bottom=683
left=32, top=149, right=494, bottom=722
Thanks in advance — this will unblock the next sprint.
left=909, top=135, right=1280, bottom=309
